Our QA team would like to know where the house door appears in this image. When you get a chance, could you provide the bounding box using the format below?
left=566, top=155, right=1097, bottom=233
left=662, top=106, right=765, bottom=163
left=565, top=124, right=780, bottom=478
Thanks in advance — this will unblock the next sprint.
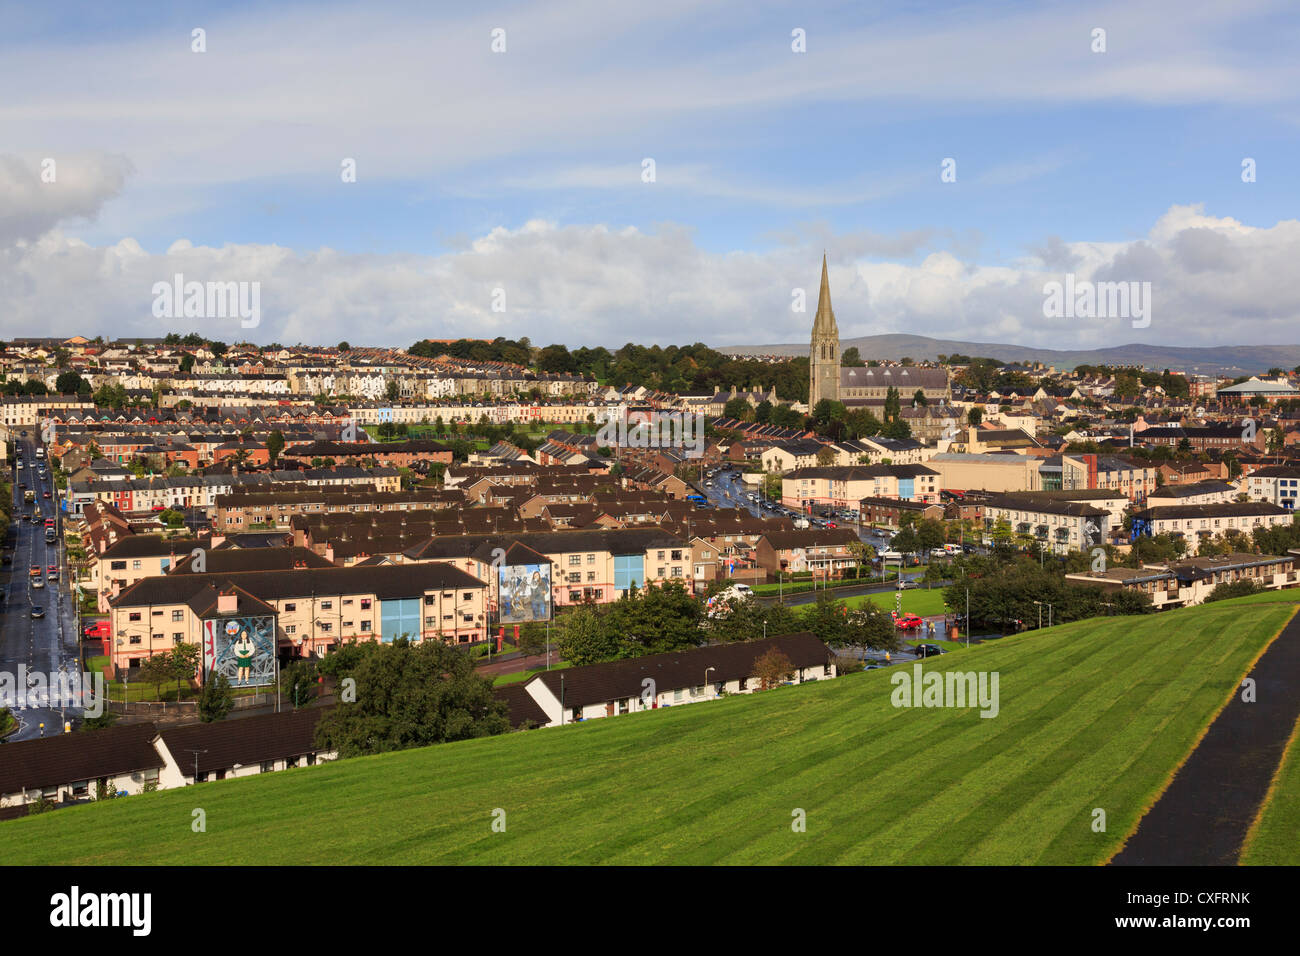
left=605, top=702, right=615, bottom=716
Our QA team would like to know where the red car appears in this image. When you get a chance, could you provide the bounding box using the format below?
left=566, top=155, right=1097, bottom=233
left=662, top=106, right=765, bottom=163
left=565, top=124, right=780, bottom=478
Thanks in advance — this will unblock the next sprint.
left=28, top=565, right=40, bottom=577
left=894, top=613, right=924, bottom=630
left=47, top=564, right=59, bottom=579
left=82, top=620, right=111, bottom=639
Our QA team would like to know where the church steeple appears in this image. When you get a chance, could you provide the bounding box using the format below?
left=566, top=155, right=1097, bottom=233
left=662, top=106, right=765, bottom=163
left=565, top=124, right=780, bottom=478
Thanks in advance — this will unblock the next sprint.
left=809, top=254, right=841, bottom=409
left=813, top=253, right=838, bottom=335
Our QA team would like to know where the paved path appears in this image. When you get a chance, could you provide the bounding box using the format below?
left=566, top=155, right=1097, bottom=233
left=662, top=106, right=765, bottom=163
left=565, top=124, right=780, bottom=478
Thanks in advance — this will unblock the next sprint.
left=1110, top=606, right=1300, bottom=865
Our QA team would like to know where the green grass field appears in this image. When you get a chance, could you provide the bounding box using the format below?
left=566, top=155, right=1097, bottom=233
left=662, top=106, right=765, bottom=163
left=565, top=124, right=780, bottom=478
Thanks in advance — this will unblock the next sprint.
left=2, top=597, right=1296, bottom=865
left=844, top=588, right=949, bottom=618
left=1240, top=717, right=1300, bottom=865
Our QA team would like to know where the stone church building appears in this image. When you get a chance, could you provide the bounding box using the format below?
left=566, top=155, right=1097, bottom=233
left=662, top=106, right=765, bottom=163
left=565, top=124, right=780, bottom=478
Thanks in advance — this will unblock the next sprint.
left=808, top=255, right=951, bottom=409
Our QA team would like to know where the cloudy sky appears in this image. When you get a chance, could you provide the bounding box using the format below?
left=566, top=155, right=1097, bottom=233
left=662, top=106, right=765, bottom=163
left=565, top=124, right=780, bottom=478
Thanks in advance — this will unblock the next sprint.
left=2, top=0, right=1298, bottom=350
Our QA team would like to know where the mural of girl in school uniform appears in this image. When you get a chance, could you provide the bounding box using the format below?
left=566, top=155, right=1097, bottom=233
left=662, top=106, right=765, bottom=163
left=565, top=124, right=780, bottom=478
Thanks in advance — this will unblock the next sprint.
left=204, top=615, right=276, bottom=687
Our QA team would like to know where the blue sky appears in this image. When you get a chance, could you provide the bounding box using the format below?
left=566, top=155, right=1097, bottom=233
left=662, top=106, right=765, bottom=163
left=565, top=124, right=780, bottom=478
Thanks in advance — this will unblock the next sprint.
left=2, top=0, right=1298, bottom=349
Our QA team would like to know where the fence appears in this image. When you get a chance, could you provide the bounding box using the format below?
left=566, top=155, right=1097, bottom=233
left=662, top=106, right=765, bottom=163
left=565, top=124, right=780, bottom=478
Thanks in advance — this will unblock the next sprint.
left=104, top=692, right=277, bottom=716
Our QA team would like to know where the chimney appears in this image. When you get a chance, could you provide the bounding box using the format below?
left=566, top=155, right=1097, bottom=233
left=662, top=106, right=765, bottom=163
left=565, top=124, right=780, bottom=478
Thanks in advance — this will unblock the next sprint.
left=217, top=589, right=238, bottom=615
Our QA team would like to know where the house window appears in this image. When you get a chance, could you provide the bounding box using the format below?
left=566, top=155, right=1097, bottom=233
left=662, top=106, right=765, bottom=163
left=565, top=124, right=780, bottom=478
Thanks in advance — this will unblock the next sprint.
left=173, top=632, right=182, bottom=642
left=130, top=636, right=142, bottom=644
left=320, top=600, right=332, bottom=610
left=586, top=553, right=595, bottom=564
left=132, top=560, right=142, bottom=570
left=361, top=598, right=371, bottom=610
left=568, top=554, right=581, bottom=566
left=285, top=625, right=296, bottom=635
left=319, top=622, right=332, bottom=632
left=284, top=603, right=296, bottom=612
left=172, top=610, right=184, bottom=621
left=129, top=612, right=142, bottom=622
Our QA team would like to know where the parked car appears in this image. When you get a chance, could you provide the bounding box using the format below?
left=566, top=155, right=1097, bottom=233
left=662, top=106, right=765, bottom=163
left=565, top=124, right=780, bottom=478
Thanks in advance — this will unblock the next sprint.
left=899, top=579, right=919, bottom=589
left=913, top=643, right=945, bottom=658
left=83, top=620, right=111, bottom=639
left=30, top=606, right=44, bottom=618
left=46, top=565, right=58, bottom=580
left=894, top=613, right=924, bottom=630
left=32, top=577, right=44, bottom=589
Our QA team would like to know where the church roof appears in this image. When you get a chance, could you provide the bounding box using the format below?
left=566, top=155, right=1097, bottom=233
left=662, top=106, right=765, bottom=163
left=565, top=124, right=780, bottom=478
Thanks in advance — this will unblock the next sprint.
left=840, top=366, right=949, bottom=389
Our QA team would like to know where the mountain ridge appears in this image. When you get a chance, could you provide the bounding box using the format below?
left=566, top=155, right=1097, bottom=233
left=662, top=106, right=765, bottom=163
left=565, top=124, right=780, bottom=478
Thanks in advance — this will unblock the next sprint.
left=717, top=334, right=1300, bottom=376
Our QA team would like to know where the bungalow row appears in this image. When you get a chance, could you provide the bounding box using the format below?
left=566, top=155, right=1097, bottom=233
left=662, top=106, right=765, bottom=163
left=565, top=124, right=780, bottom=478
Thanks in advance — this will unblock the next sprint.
left=0, top=709, right=333, bottom=811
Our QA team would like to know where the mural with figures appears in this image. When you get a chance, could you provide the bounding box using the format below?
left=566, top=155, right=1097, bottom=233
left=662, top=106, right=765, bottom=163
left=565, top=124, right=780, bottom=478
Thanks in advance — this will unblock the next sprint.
left=498, top=563, right=552, bottom=624
left=202, top=615, right=277, bottom=687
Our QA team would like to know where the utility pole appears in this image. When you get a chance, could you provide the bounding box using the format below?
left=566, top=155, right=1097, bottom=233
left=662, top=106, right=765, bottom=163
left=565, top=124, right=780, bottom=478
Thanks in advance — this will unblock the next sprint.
left=188, top=748, right=209, bottom=784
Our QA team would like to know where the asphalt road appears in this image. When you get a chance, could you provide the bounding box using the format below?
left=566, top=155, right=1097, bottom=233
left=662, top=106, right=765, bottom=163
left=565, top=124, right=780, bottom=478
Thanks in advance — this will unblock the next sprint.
left=0, top=437, right=80, bottom=742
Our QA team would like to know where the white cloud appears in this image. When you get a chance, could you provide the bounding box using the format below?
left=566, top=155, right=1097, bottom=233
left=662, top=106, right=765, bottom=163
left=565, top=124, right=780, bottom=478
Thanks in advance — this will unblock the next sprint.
left=0, top=153, right=133, bottom=246
left=2, top=204, right=1298, bottom=351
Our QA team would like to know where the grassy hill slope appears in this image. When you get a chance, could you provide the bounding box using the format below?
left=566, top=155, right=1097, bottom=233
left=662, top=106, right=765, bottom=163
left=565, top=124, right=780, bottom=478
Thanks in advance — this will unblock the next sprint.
left=1, top=599, right=1296, bottom=865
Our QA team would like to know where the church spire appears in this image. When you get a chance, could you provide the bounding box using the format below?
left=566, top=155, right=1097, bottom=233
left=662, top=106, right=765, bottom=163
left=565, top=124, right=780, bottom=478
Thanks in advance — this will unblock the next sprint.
left=809, top=254, right=841, bottom=410
left=813, top=253, right=837, bottom=334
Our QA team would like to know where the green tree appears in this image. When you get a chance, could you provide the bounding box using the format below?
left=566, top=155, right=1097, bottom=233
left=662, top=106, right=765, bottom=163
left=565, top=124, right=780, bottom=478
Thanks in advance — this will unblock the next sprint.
left=313, top=639, right=509, bottom=757
left=55, top=371, right=85, bottom=395
left=802, top=593, right=853, bottom=647
left=282, top=660, right=319, bottom=708
left=198, top=671, right=234, bottom=722
left=170, top=642, right=201, bottom=697
left=723, top=397, right=751, bottom=421
left=555, top=605, right=618, bottom=666
left=845, top=601, right=902, bottom=655
left=138, top=653, right=172, bottom=700
left=266, top=429, right=285, bottom=463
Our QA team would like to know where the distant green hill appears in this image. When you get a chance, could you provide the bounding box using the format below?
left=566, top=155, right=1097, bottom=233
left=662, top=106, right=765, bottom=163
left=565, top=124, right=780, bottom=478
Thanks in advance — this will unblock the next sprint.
left=2, top=598, right=1297, bottom=865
